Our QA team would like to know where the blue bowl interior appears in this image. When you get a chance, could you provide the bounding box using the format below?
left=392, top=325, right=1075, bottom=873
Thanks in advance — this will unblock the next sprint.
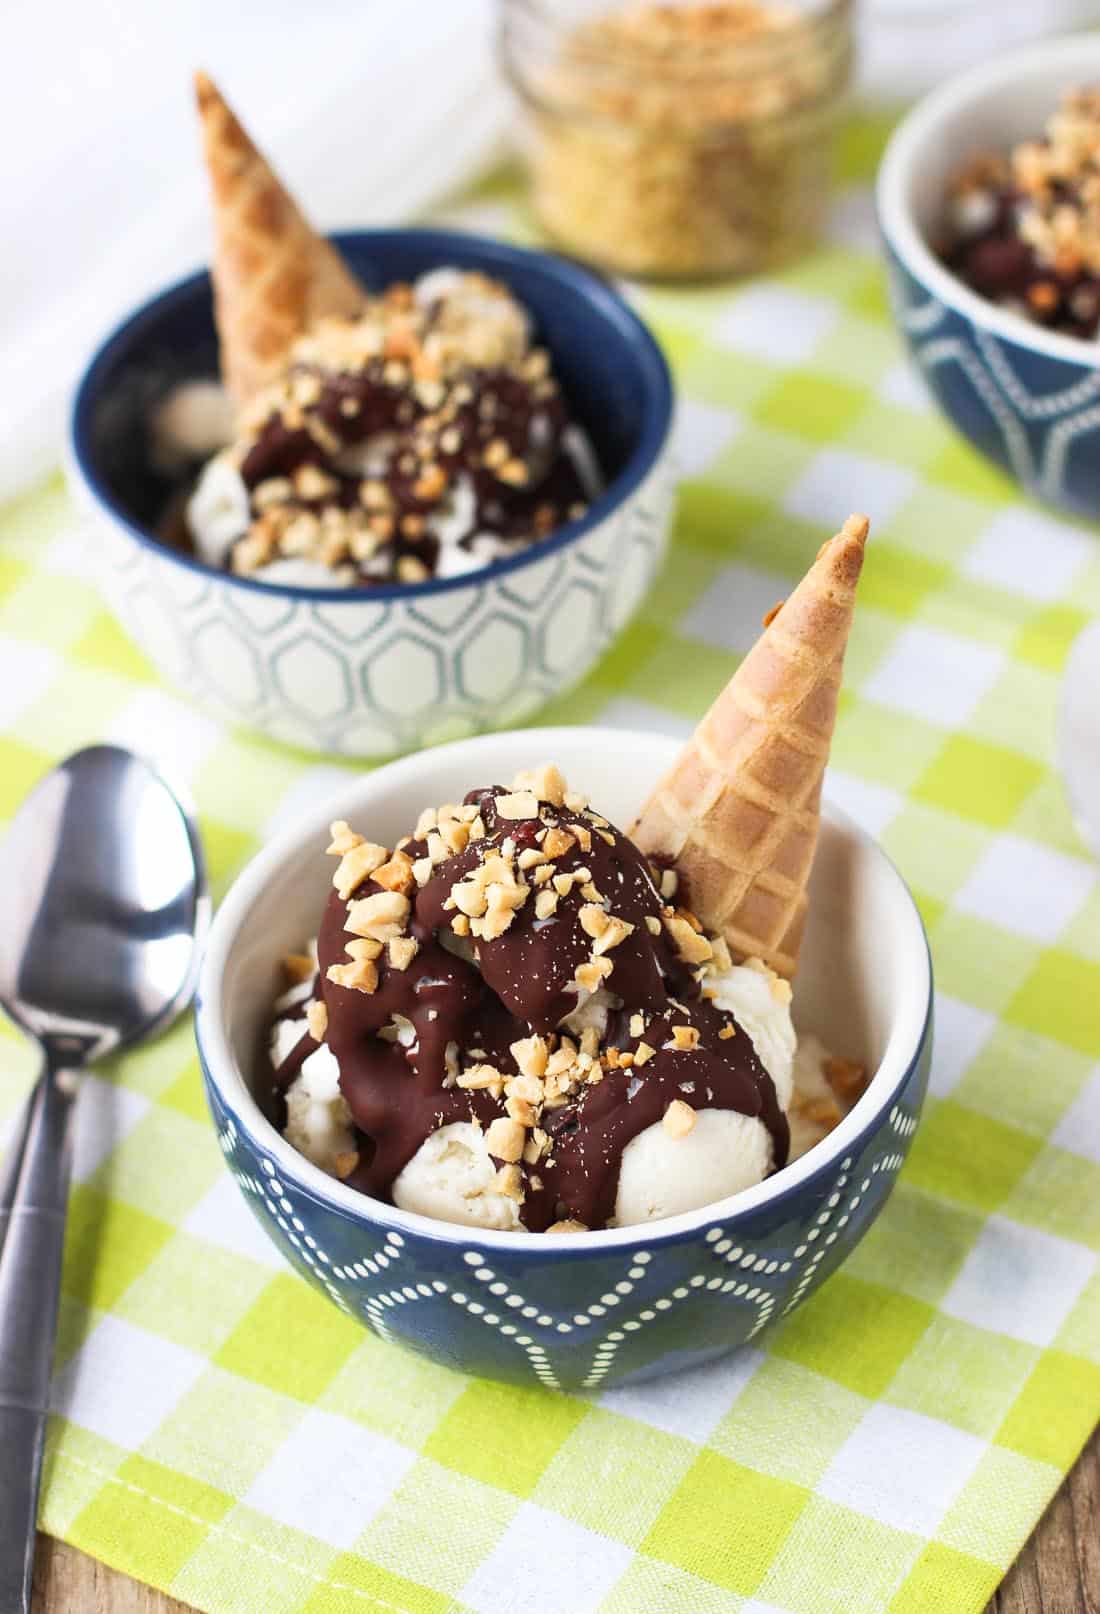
left=74, top=229, right=671, bottom=564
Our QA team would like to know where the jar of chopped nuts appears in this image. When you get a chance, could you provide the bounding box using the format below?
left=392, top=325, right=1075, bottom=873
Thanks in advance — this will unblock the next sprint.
left=500, top=0, right=854, bottom=280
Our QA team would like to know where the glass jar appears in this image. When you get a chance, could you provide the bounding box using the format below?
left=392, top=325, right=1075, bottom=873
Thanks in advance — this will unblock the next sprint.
left=500, top=0, right=854, bottom=280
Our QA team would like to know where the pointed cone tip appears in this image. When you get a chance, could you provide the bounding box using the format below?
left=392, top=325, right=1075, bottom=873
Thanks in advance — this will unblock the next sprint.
left=194, top=69, right=219, bottom=111
left=809, top=512, right=869, bottom=591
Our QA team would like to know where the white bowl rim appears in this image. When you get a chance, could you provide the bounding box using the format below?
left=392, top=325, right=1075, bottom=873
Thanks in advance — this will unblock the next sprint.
left=195, top=724, right=933, bottom=1251
left=877, top=32, right=1100, bottom=368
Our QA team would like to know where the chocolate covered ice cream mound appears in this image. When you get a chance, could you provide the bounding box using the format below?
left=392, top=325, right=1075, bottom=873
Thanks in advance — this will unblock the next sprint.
left=944, top=88, right=1100, bottom=339
left=186, top=270, right=600, bottom=586
left=269, top=766, right=792, bottom=1232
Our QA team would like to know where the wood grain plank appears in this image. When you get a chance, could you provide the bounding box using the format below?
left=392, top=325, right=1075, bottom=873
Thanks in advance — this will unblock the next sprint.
left=32, top=1535, right=193, bottom=1613
left=32, top=1425, right=1100, bottom=1611
left=988, top=1423, right=1099, bottom=1614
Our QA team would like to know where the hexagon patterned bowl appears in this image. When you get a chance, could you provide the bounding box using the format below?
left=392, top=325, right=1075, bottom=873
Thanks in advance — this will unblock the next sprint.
left=67, top=231, right=675, bottom=757
left=878, top=35, right=1100, bottom=521
left=195, top=726, right=933, bottom=1392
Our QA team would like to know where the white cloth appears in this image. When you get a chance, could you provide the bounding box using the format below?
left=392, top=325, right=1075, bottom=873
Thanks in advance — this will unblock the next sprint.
left=0, top=0, right=507, bottom=502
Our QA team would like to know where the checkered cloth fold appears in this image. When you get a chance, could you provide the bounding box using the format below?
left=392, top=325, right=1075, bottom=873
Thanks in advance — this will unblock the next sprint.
left=1, top=117, right=1098, bottom=1614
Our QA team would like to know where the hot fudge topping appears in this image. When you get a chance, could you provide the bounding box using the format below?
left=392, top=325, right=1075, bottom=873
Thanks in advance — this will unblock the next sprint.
left=944, top=89, right=1100, bottom=339
left=186, top=270, right=600, bottom=585
left=269, top=766, right=790, bottom=1232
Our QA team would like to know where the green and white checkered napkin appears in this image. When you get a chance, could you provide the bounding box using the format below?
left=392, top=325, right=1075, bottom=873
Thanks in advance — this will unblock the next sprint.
left=2, top=115, right=1099, bottom=1614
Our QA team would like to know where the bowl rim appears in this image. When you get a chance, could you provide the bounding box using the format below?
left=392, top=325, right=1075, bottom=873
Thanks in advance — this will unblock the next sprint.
left=877, top=32, right=1100, bottom=368
left=68, top=227, right=675, bottom=604
left=195, top=724, right=933, bottom=1252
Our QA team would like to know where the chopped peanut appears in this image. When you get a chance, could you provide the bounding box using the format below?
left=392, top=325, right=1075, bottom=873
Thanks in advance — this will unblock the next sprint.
left=345, top=889, right=410, bottom=942
left=542, top=826, right=575, bottom=859
left=372, top=851, right=415, bottom=894
left=326, top=820, right=363, bottom=856
left=524, top=1130, right=548, bottom=1164
left=282, top=952, right=315, bottom=985
left=663, top=1099, right=697, bottom=1138
left=327, top=958, right=378, bottom=994
left=665, top=911, right=713, bottom=965
left=492, top=1162, right=524, bottom=1200
left=512, top=763, right=567, bottom=807
left=494, top=790, right=539, bottom=820
left=457, top=1064, right=505, bottom=1094
left=451, top=881, right=488, bottom=918
left=592, top=915, right=634, bottom=956
left=387, top=935, right=419, bottom=971
left=578, top=903, right=609, bottom=938
left=506, top=1071, right=545, bottom=1104
left=511, top=1035, right=549, bottom=1079
left=485, top=1117, right=526, bottom=1161
left=576, top=957, right=614, bottom=994
left=332, top=841, right=388, bottom=900
left=437, top=815, right=471, bottom=856
left=506, top=1096, right=537, bottom=1127
left=824, top=1055, right=868, bottom=1102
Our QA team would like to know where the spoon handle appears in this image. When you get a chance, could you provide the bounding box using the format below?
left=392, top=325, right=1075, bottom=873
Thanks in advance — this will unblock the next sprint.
left=0, top=1084, right=37, bottom=1243
left=0, top=1060, right=78, bottom=1614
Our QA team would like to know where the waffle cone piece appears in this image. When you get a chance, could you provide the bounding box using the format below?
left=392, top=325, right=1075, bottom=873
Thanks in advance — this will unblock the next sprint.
left=194, top=71, right=366, bottom=405
left=631, top=513, right=869, bottom=978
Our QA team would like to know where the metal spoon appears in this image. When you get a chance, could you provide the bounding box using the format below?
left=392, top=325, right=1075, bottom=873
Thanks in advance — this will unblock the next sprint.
left=0, top=746, right=206, bottom=1614
left=1058, top=620, right=1100, bottom=861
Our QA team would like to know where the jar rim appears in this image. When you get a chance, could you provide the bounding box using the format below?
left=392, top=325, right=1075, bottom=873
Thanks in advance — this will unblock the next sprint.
left=502, top=0, right=853, bottom=80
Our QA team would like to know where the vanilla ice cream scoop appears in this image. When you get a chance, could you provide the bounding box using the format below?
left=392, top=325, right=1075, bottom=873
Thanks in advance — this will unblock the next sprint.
left=616, top=1108, right=774, bottom=1224
left=393, top=1122, right=523, bottom=1231
left=151, top=380, right=236, bottom=473
left=613, top=959, right=796, bottom=1225
left=270, top=1015, right=356, bottom=1178
left=187, top=449, right=249, bottom=567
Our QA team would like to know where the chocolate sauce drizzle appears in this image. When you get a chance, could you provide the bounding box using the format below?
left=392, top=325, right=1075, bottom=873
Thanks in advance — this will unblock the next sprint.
left=946, top=188, right=1100, bottom=340
left=271, top=788, right=788, bottom=1231
left=201, top=264, right=602, bottom=586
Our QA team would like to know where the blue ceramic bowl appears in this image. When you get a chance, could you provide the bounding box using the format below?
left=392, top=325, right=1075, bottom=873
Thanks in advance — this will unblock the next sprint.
left=67, top=231, right=675, bottom=756
left=195, top=727, right=933, bottom=1391
left=878, top=37, right=1100, bottom=521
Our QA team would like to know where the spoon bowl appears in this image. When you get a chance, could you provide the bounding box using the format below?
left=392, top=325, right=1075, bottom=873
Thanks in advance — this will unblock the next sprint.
left=0, top=746, right=205, bottom=1062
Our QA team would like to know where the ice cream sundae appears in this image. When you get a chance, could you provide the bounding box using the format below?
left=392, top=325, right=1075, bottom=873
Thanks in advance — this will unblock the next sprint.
left=163, top=75, right=600, bottom=587
left=943, top=87, right=1100, bottom=339
left=266, top=515, right=871, bottom=1231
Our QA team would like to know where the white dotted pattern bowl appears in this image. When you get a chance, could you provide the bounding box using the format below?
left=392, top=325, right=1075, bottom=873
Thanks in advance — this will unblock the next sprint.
left=196, top=726, right=933, bottom=1390
left=68, top=231, right=676, bottom=757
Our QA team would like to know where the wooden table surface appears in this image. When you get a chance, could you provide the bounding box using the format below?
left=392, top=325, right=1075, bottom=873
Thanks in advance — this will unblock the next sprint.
left=31, top=1423, right=1099, bottom=1613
